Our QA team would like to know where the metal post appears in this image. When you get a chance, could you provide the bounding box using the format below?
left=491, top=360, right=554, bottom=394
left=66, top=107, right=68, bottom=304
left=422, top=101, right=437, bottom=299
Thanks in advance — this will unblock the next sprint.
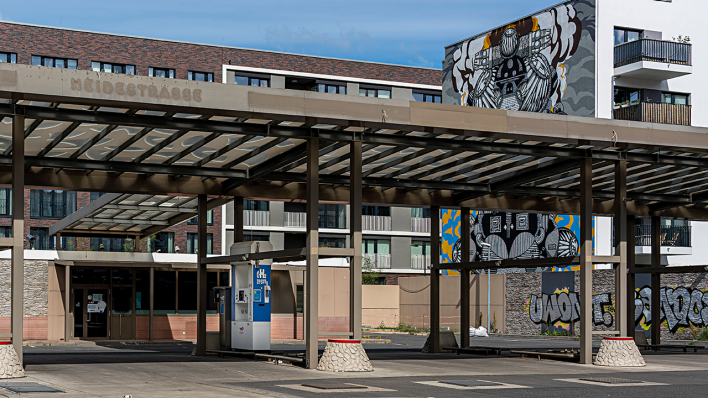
left=149, top=267, right=154, bottom=342
left=11, top=114, right=24, bottom=364
left=430, top=205, right=441, bottom=353
left=305, top=137, right=319, bottom=369
left=651, top=215, right=661, bottom=345
left=614, top=160, right=627, bottom=336
left=460, top=208, right=470, bottom=348
left=487, top=268, right=490, bottom=332
left=627, top=216, right=636, bottom=338
left=579, top=158, right=593, bottom=364
left=196, top=194, right=208, bottom=355
left=349, top=140, right=363, bottom=340
left=55, top=232, right=62, bottom=250
left=235, top=197, right=244, bottom=243
left=64, top=265, right=70, bottom=342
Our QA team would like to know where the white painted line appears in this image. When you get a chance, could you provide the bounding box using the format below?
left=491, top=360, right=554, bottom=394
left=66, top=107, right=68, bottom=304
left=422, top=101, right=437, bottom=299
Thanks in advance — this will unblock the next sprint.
left=555, top=378, right=669, bottom=387
left=277, top=383, right=396, bottom=393
left=415, top=380, right=531, bottom=390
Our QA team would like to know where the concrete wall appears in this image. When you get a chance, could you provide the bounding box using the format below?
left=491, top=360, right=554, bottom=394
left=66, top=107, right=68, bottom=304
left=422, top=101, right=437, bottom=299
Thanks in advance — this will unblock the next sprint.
left=362, top=285, right=399, bottom=328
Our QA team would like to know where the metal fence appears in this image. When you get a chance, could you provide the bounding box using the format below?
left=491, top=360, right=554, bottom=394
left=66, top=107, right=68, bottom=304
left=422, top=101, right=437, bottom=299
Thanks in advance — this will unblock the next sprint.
left=614, top=38, right=692, bottom=68
left=364, top=253, right=391, bottom=269
left=613, top=102, right=691, bottom=126
left=243, top=210, right=270, bottom=227
left=283, top=212, right=306, bottom=227
left=634, top=225, right=691, bottom=247
left=363, top=215, right=392, bottom=231
left=411, top=254, right=431, bottom=270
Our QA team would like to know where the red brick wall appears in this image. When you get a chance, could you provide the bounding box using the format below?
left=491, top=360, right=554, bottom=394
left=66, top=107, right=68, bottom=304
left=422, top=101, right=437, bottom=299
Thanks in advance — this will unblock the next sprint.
left=0, top=22, right=441, bottom=86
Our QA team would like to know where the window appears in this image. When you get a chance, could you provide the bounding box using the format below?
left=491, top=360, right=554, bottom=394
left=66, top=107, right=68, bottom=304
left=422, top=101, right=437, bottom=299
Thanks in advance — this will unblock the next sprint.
left=314, top=83, right=346, bottom=95
left=362, top=205, right=390, bottom=217
left=318, top=204, right=346, bottom=229
left=244, top=200, right=269, bottom=211
left=234, top=74, right=269, bottom=87
left=0, top=226, right=10, bottom=238
left=59, top=236, right=77, bottom=251
left=135, top=270, right=151, bottom=315
left=187, top=210, right=213, bottom=225
left=363, top=239, right=390, bottom=254
left=31, top=55, right=78, bottom=69
left=0, top=52, right=17, bottom=64
left=245, top=234, right=269, bottom=241
left=319, top=237, right=345, bottom=248
left=662, top=92, right=689, bottom=106
left=148, top=232, right=174, bottom=253
left=411, top=208, right=430, bottom=218
left=91, top=61, right=135, bottom=75
left=177, top=271, right=197, bottom=314
left=90, top=237, right=127, bottom=252
left=154, top=271, right=176, bottom=314
left=412, top=92, right=442, bottom=103
left=614, top=28, right=641, bottom=46
left=411, top=240, right=431, bottom=256
left=29, top=227, right=50, bottom=250
left=30, top=190, right=77, bottom=219
left=148, top=67, right=175, bottom=78
left=188, top=71, right=213, bottom=82
left=295, top=285, right=304, bottom=313
left=186, top=233, right=213, bottom=254
left=0, top=188, right=11, bottom=217
left=359, top=87, right=391, bottom=99
left=89, top=192, right=106, bottom=202
left=614, top=87, right=640, bottom=106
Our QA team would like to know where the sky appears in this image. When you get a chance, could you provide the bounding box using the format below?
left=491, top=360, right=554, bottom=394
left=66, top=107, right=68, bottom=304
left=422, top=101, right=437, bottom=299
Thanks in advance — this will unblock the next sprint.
left=0, top=0, right=561, bottom=69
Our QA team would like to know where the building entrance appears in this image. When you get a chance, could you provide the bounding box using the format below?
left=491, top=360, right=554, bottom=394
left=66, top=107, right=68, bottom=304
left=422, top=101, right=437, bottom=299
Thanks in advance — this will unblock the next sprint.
left=72, top=287, right=109, bottom=339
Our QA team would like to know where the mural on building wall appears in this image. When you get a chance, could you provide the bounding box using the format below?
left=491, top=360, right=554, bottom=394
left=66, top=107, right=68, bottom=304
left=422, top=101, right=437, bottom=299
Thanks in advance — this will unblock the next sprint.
left=635, top=286, right=708, bottom=334
left=526, top=290, right=614, bottom=330
left=442, top=0, right=596, bottom=116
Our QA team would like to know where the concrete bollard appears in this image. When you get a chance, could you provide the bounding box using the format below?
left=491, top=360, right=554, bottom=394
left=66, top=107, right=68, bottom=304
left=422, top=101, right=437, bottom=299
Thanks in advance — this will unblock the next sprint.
left=317, top=339, right=373, bottom=372
left=594, top=337, right=645, bottom=367
left=0, top=342, right=25, bottom=379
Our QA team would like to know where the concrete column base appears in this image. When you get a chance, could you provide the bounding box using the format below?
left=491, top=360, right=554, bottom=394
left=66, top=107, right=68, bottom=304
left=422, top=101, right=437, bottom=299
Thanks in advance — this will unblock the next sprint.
left=0, top=343, right=25, bottom=379
left=317, top=340, right=373, bottom=372
left=594, top=337, right=645, bottom=367
left=422, top=331, right=458, bottom=353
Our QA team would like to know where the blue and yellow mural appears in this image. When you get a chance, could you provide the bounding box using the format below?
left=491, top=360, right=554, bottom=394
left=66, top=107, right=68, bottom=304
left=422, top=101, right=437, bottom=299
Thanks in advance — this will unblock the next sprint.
left=441, top=210, right=595, bottom=274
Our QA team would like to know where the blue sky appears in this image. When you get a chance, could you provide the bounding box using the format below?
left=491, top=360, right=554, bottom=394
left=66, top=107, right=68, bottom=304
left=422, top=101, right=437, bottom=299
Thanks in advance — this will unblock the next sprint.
left=1, top=0, right=560, bottom=69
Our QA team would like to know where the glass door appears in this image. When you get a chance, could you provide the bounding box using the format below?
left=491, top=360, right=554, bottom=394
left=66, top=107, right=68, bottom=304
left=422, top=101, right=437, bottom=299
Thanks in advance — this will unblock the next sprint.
left=86, top=288, right=109, bottom=338
left=72, top=289, right=84, bottom=338
left=111, top=286, right=134, bottom=340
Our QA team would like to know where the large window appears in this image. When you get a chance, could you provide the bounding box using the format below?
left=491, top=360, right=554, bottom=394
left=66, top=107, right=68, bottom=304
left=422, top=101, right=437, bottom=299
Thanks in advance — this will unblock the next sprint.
left=89, top=192, right=106, bottom=202
left=29, top=227, right=50, bottom=250
left=359, top=87, right=391, bottom=99
left=245, top=234, right=269, bottom=242
left=234, top=74, right=269, bottom=87
left=318, top=204, right=346, bottom=229
left=91, top=61, right=135, bottom=75
left=411, top=208, right=430, bottom=218
left=614, top=28, right=641, bottom=46
left=148, top=232, right=174, bottom=253
left=662, top=92, right=689, bottom=106
left=186, top=233, right=213, bottom=254
left=363, top=239, right=390, bottom=254
left=149, top=67, right=175, bottom=78
left=31, top=55, right=78, bottom=69
left=0, top=188, right=11, bottom=217
left=319, top=237, right=345, bottom=248
left=0, top=226, right=10, bottom=237
left=411, top=240, right=431, bottom=256
left=244, top=200, right=269, bottom=211
left=188, top=71, right=213, bottom=82
left=30, top=190, right=77, bottom=219
left=154, top=271, right=176, bottom=314
left=412, top=92, right=441, bottom=103
left=362, top=205, right=390, bottom=217
left=90, top=237, right=127, bottom=252
left=187, top=210, right=213, bottom=225
left=0, top=52, right=17, bottom=64
left=614, top=87, right=640, bottom=106
left=135, top=270, right=151, bottom=315
left=314, top=83, right=346, bottom=95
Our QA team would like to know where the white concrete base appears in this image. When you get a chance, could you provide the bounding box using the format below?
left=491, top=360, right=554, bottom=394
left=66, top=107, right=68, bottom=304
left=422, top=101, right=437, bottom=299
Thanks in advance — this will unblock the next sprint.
left=422, top=331, right=458, bottom=353
left=317, top=340, right=373, bottom=372
left=594, top=337, right=645, bottom=367
left=0, top=344, right=25, bottom=379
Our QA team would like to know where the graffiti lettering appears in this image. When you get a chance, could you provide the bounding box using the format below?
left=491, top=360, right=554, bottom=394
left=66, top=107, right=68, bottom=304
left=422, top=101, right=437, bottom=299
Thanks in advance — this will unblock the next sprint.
left=635, top=286, right=708, bottom=333
left=528, top=291, right=612, bottom=327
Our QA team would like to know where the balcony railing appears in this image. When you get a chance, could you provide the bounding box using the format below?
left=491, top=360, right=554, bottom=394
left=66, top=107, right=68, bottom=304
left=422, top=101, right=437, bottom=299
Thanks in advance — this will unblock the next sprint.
left=364, top=253, right=391, bottom=269
left=363, top=215, right=392, bottom=231
left=411, top=217, right=431, bottom=233
left=613, top=102, right=691, bottom=126
left=284, top=212, right=306, bottom=228
left=243, top=210, right=270, bottom=227
left=614, top=39, right=691, bottom=68
left=635, top=225, right=691, bottom=247
left=411, top=254, right=431, bottom=270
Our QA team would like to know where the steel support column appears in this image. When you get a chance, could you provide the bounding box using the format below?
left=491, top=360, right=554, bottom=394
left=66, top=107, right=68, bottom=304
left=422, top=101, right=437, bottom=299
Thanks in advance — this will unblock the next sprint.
left=651, top=215, right=661, bottom=345
left=11, top=114, right=24, bottom=364
left=460, top=208, right=471, bottom=348
left=349, top=140, right=363, bottom=340
left=579, top=158, right=593, bottom=364
left=64, top=265, right=70, bottom=342
left=305, top=137, right=319, bottom=369
left=627, top=216, right=636, bottom=338
left=196, top=194, right=208, bottom=355
left=430, top=205, right=441, bottom=353
left=235, top=197, right=244, bottom=243
left=149, top=267, right=154, bottom=342
left=614, top=160, right=628, bottom=336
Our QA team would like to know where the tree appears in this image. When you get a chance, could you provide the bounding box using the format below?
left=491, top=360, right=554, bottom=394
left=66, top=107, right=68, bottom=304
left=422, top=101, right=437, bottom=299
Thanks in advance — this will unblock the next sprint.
left=362, top=257, right=383, bottom=285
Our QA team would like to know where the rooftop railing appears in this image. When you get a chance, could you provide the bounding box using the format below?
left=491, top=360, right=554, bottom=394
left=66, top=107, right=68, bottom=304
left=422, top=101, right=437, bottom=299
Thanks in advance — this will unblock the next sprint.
left=614, top=38, right=691, bottom=68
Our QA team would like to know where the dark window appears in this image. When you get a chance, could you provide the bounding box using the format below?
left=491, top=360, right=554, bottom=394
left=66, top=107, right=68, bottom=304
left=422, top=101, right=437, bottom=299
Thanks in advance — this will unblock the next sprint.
left=207, top=272, right=218, bottom=314
left=319, top=237, right=345, bottom=248
left=359, top=87, right=391, bottom=99
left=614, top=28, right=641, bottom=46
left=188, top=71, right=213, bottom=82
left=244, top=200, right=269, bottom=211
left=135, top=270, right=150, bottom=315
left=614, top=87, right=641, bottom=106
left=0, top=188, right=11, bottom=217
left=31, top=55, right=77, bottom=69
left=362, top=205, right=390, bottom=217
left=219, top=271, right=230, bottom=287
left=30, top=190, right=77, bottom=219
left=72, top=268, right=109, bottom=285
left=0, top=226, right=10, bottom=237
left=112, top=268, right=133, bottom=285
left=29, top=227, right=50, bottom=250
left=90, top=237, right=129, bottom=252
left=0, top=52, right=17, bottom=64
left=318, top=204, right=346, bottom=228
left=149, top=67, right=175, bottom=78
left=295, top=285, right=304, bottom=313
left=187, top=210, right=213, bottom=225
left=413, top=92, right=442, bottom=103
left=177, top=271, right=197, bottom=314
left=148, top=232, right=174, bottom=253
left=154, top=271, right=176, bottom=314
left=91, top=61, right=135, bottom=75
left=234, top=75, right=269, bottom=87
left=314, top=83, right=346, bottom=94
left=89, top=192, right=106, bottom=202
left=662, top=92, right=689, bottom=106
left=60, top=236, right=77, bottom=251
left=244, top=234, right=269, bottom=241
left=411, top=208, right=431, bottom=218
left=186, top=233, right=213, bottom=254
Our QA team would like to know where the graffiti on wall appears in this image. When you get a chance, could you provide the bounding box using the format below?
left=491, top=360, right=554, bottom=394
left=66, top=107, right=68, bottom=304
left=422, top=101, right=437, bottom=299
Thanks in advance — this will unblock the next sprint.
left=635, top=286, right=708, bottom=334
left=527, top=290, right=614, bottom=330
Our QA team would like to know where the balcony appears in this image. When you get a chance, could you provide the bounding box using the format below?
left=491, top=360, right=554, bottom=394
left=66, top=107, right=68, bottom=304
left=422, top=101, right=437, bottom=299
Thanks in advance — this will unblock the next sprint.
left=614, top=39, right=692, bottom=80
left=411, top=254, right=431, bottom=270
left=363, top=215, right=392, bottom=231
left=284, top=212, right=306, bottom=228
left=613, top=102, right=691, bottom=126
left=634, top=224, right=691, bottom=247
left=243, top=210, right=270, bottom=227
left=364, top=253, right=391, bottom=269
left=411, top=217, right=431, bottom=233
